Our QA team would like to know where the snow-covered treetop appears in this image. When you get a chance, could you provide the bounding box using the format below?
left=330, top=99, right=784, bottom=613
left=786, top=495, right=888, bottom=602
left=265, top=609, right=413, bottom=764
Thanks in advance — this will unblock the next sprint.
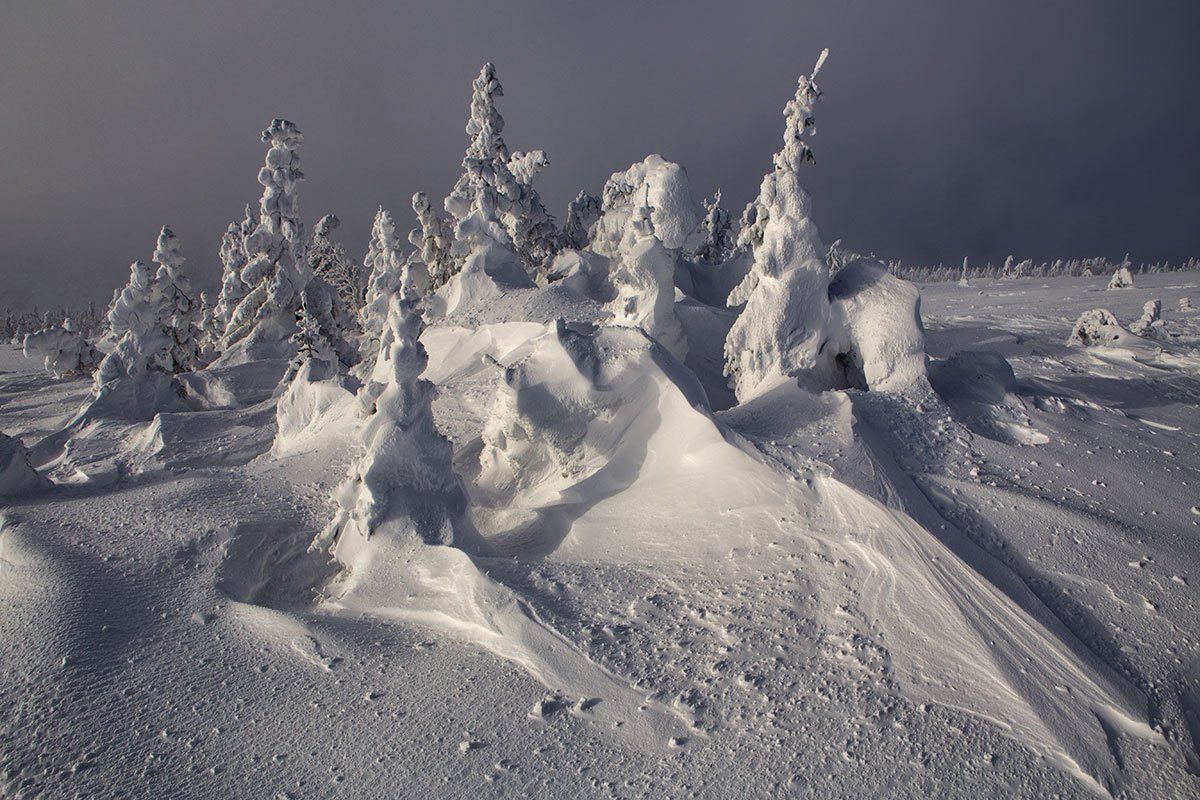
left=775, top=48, right=828, bottom=174
left=465, top=63, right=508, bottom=162
left=314, top=213, right=339, bottom=238
left=508, top=150, right=548, bottom=186
left=562, top=191, right=602, bottom=251
left=153, top=225, right=185, bottom=271
left=246, top=118, right=306, bottom=263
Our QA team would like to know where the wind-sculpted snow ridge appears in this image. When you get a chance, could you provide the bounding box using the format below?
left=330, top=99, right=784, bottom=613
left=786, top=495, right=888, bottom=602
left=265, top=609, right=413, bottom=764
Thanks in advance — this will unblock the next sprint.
left=0, top=431, right=48, bottom=497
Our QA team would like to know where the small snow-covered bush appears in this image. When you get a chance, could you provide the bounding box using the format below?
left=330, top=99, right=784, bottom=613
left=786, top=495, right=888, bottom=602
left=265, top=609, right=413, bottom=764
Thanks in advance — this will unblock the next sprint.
left=1107, top=266, right=1134, bottom=289
left=23, top=318, right=100, bottom=378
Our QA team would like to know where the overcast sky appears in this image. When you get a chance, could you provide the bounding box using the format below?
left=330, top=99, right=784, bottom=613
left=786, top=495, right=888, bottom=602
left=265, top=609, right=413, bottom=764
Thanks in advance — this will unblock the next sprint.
left=2, top=0, right=1198, bottom=310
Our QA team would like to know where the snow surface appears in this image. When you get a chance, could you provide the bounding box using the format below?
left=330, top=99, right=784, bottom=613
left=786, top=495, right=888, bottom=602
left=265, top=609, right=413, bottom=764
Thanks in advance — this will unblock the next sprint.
left=2, top=271, right=1198, bottom=798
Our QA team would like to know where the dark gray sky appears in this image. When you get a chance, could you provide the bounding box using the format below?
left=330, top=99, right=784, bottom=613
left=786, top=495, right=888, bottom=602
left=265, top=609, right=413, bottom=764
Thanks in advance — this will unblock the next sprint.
left=3, top=0, right=1198, bottom=310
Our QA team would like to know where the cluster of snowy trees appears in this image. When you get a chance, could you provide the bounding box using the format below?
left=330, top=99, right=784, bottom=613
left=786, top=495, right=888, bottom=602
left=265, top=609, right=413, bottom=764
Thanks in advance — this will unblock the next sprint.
left=878, top=252, right=1199, bottom=284
left=2, top=305, right=105, bottom=345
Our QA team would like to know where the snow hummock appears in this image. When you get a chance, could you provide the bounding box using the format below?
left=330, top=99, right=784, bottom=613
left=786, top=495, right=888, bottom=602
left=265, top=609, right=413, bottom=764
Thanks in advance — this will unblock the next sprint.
left=828, top=259, right=927, bottom=392
left=1066, top=308, right=1135, bottom=348
left=0, top=431, right=48, bottom=496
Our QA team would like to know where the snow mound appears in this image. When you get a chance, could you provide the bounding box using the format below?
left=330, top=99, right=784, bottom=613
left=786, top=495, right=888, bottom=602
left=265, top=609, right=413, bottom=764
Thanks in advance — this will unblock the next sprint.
left=928, top=350, right=1049, bottom=445
left=829, top=260, right=927, bottom=392
left=1066, top=308, right=1136, bottom=348
left=589, top=155, right=702, bottom=255
left=177, top=359, right=290, bottom=409
left=467, top=319, right=717, bottom=557
left=272, top=360, right=358, bottom=455
left=22, top=323, right=99, bottom=378
left=428, top=240, right=535, bottom=321
left=0, top=431, right=49, bottom=496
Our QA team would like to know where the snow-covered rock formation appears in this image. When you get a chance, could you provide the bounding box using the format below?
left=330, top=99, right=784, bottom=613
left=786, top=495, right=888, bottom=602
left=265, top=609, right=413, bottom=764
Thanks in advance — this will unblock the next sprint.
left=828, top=259, right=927, bottom=392
left=724, top=49, right=836, bottom=400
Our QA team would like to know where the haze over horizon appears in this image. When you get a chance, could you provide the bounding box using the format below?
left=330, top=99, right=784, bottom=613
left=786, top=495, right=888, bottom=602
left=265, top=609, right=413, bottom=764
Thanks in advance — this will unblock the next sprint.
left=2, top=0, right=1198, bottom=311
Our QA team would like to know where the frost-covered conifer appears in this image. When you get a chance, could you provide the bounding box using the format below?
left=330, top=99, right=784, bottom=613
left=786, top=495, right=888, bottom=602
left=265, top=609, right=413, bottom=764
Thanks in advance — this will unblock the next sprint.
left=561, top=191, right=602, bottom=251
left=320, top=294, right=460, bottom=566
left=152, top=226, right=201, bottom=373
left=1129, top=299, right=1163, bottom=338
left=724, top=49, right=835, bottom=400
left=107, top=260, right=159, bottom=345
left=358, top=208, right=407, bottom=374
left=213, top=204, right=256, bottom=336
left=444, top=64, right=557, bottom=277
left=222, top=120, right=309, bottom=358
left=691, top=189, right=735, bottom=265
left=409, top=192, right=458, bottom=291
left=308, top=214, right=366, bottom=313
left=608, top=189, right=688, bottom=361
left=1107, top=264, right=1134, bottom=289
left=959, top=257, right=971, bottom=287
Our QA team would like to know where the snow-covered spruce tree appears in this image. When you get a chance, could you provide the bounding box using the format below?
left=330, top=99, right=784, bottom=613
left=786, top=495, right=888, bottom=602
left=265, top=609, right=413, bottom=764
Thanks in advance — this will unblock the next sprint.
left=319, top=294, right=461, bottom=567
left=308, top=214, right=366, bottom=314
left=106, top=260, right=159, bottom=345
left=152, top=226, right=202, bottom=373
left=444, top=63, right=557, bottom=278
left=690, top=189, right=735, bottom=265
left=221, top=120, right=309, bottom=359
left=561, top=190, right=602, bottom=251
left=608, top=189, right=688, bottom=362
left=409, top=192, right=457, bottom=291
left=959, top=257, right=971, bottom=287
left=506, top=149, right=560, bottom=278
left=282, top=294, right=338, bottom=385
left=22, top=316, right=100, bottom=378
left=213, top=204, right=257, bottom=338
left=357, top=207, right=420, bottom=378
left=724, top=49, right=835, bottom=400
left=1129, top=299, right=1163, bottom=338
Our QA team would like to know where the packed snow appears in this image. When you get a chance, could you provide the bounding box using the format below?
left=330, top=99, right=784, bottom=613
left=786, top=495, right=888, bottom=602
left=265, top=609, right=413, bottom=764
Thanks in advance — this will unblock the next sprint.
left=1, top=55, right=1198, bottom=800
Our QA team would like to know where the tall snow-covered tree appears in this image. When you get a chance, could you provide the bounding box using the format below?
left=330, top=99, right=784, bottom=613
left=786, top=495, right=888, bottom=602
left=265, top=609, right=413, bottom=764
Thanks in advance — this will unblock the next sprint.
left=690, top=189, right=735, bottom=265
left=107, top=260, right=158, bottom=345
left=561, top=190, right=602, bottom=251
left=222, top=119, right=309, bottom=358
left=443, top=63, right=557, bottom=278
left=358, top=208, right=407, bottom=375
left=152, top=226, right=201, bottom=373
left=724, top=49, right=834, bottom=400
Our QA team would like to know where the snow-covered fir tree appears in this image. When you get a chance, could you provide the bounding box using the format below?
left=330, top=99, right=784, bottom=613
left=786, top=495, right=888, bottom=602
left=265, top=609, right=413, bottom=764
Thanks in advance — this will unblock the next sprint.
left=357, top=208, right=407, bottom=375
left=409, top=192, right=458, bottom=291
left=221, top=119, right=309, bottom=358
left=959, top=257, right=971, bottom=287
left=308, top=214, right=366, bottom=314
left=443, top=63, right=558, bottom=279
left=690, top=189, right=735, bottom=265
left=561, top=190, right=602, bottom=251
left=152, top=226, right=202, bottom=373
left=320, top=293, right=461, bottom=566
left=213, top=204, right=257, bottom=337
left=724, top=49, right=835, bottom=400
